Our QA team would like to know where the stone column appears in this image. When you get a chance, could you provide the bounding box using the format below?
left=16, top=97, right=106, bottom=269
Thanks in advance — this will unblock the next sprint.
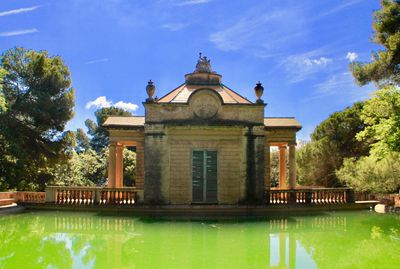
left=288, top=143, right=296, bottom=189
left=135, top=141, right=145, bottom=189
left=245, top=126, right=265, bottom=204
left=115, top=144, right=124, bottom=188
left=108, top=142, right=117, bottom=188
left=144, top=124, right=169, bottom=204
left=264, top=143, right=271, bottom=190
left=279, top=145, right=287, bottom=189
left=254, top=127, right=265, bottom=203
left=135, top=141, right=145, bottom=203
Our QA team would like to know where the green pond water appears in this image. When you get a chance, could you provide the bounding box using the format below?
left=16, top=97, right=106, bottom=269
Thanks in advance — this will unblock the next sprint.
left=0, top=210, right=399, bottom=269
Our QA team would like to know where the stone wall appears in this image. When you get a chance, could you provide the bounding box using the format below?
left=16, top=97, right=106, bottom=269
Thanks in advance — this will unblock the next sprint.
left=167, top=126, right=246, bottom=204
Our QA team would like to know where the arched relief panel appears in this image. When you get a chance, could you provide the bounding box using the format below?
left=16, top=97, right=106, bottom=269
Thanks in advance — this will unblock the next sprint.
left=188, top=88, right=222, bottom=120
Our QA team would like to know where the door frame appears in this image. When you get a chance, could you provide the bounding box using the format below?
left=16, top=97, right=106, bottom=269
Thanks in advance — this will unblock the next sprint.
left=190, top=149, right=218, bottom=204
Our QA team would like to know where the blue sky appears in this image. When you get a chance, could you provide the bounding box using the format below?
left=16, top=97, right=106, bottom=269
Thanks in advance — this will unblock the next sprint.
left=0, top=0, right=380, bottom=140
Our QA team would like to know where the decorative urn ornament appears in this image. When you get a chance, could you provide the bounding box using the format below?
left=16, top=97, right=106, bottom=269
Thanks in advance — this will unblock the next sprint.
left=146, top=80, right=156, bottom=102
left=254, top=81, right=264, bottom=104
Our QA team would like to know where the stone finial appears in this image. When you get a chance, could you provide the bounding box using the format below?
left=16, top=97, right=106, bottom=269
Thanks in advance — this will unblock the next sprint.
left=254, top=81, right=264, bottom=104
left=195, top=52, right=213, bottom=73
left=146, top=80, right=156, bottom=102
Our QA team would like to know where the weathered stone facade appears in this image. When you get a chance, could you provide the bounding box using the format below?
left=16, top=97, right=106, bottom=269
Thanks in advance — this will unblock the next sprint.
left=104, top=55, right=301, bottom=205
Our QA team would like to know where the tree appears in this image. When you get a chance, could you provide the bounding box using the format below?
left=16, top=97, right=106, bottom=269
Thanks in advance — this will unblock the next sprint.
left=296, top=102, right=370, bottom=187
left=50, top=149, right=107, bottom=187
left=337, top=153, right=400, bottom=193
left=0, top=67, right=6, bottom=113
left=123, top=148, right=136, bottom=187
left=351, top=0, right=400, bottom=86
left=75, top=128, right=91, bottom=153
left=356, top=85, right=400, bottom=158
left=85, top=107, right=132, bottom=152
left=0, top=47, right=75, bottom=190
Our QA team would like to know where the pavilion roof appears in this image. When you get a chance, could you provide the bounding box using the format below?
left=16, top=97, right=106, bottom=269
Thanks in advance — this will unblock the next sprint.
left=264, top=117, right=302, bottom=129
left=156, top=83, right=252, bottom=104
left=103, top=116, right=145, bottom=128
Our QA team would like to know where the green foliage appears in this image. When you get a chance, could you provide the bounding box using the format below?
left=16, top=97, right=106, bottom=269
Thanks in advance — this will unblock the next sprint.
left=356, top=85, right=400, bottom=158
left=0, top=67, right=7, bottom=113
left=297, top=140, right=337, bottom=187
left=0, top=47, right=75, bottom=191
left=269, top=151, right=285, bottom=187
left=337, top=153, right=400, bottom=193
left=50, top=149, right=107, bottom=186
left=85, top=107, right=132, bottom=152
left=49, top=147, right=136, bottom=187
left=296, top=102, right=370, bottom=187
left=75, top=128, right=91, bottom=153
left=351, top=0, right=400, bottom=86
left=123, top=148, right=136, bottom=187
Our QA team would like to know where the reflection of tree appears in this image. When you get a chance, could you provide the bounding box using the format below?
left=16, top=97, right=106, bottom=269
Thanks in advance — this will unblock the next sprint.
left=0, top=214, right=73, bottom=268
left=1, top=212, right=399, bottom=268
left=295, top=212, right=400, bottom=269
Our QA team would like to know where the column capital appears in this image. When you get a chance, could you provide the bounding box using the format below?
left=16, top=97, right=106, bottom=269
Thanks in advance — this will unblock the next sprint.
left=116, top=144, right=124, bottom=150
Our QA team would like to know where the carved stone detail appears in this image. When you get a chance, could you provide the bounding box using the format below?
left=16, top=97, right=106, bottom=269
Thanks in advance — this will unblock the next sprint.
left=190, top=91, right=221, bottom=119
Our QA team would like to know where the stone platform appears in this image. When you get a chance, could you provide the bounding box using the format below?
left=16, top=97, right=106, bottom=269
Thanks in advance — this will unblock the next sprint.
left=20, top=202, right=378, bottom=217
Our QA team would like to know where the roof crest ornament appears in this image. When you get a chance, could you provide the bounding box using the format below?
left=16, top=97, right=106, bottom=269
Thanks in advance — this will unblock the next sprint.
left=195, top=52, right=214, bottom=73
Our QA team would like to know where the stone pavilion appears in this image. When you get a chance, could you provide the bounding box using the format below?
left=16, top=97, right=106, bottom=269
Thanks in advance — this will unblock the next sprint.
left=104, top=54, right=301, bottom=205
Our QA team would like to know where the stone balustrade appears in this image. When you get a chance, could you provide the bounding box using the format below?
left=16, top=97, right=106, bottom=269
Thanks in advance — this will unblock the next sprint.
left=16, top=191, right=46, bottom=203
left=45, top=186, right=142, bottom=206
left=266, top=188, right=354, bottom=205
left=0, top=191, right=46, bottom=205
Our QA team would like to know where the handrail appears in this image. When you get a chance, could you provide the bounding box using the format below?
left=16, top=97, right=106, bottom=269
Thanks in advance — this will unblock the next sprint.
left=45, top=186, right=143, bottom=206
left=266, top=187, right=354, bottom=205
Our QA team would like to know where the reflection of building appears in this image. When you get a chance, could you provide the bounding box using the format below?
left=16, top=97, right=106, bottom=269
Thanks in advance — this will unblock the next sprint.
left=104, top=54, right=301, bottom=205
left=48, top=215, right=347, bottom=268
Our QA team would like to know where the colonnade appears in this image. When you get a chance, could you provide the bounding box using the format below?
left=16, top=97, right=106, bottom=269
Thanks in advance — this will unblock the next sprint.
left=107, top=141, right=144, bottom=189
left=265, top=142, right=297, bottom=190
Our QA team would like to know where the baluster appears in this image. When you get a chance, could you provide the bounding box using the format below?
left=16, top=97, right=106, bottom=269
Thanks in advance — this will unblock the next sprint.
left=72, top=190, right=76, bottom=205
left=122, top=191, right=126, bottom=204
left=61, top=189, right=65, bottom=204
left=109, top=190, right=113, bottom=205
left=81, top=190, right=85, bottom=205
left=89, top=190, right=93, bottom=205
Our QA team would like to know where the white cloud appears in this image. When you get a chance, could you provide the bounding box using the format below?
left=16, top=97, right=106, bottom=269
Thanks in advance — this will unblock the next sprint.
left=346, top=52, right=358, bottom=62
left=0, top=5, right=41, bottom=17
left=85, top=58, right=110, bottom=65
left=85, top=96, right=112, bottom=109
left=161, top=23, right=187, bottom=31
left=303, top=57, right=332, bottom=67
left=307, top=72, right=373, bottom=102
left=0, top=28, right=38, bottom=37
left=281, top=50, right=333, bottom=83
left=86, top=96, right=139, bottom=112
left=114, top=101, right=139, bottom=112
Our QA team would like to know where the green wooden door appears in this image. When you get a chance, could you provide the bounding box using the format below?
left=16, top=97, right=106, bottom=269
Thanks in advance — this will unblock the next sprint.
left=192, top=150, right=218, bottom=203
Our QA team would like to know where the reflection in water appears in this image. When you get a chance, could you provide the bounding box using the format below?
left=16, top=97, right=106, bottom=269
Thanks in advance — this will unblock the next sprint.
left=0, top=212, right=399, bottom=269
